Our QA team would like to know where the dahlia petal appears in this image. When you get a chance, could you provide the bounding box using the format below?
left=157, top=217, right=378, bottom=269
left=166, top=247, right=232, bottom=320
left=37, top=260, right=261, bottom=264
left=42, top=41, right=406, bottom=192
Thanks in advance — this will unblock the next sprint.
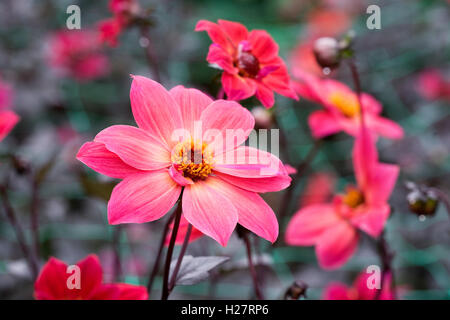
left=214, top=171, right=291, bottom=193
left=89, top=284, right=120, bottom=300
left=218, top=19, right=249, bottom=46
left=366, top=163, right=399, bottom=205
left=221, top=72, right=257, bottom=101
left=308, top=110, right=341, bottom=139
left=248, top=30, right=279, bottom=63
left=255, top=83, right=275, bottom=108
left=316, top=221, right=359, bottom=269
left=77, top=255, right=104, bottom=299
left=285, top=204, right=340, bottom=246
left=168, top=164, right=194, bottom=186
left=0, top=110, right=19, bottom=141
left=214, top=146, right=286, bottom=178
left=108, top=170, right=181, bottom=224
left=206, top=176, right=279, bottom=243
left=351, top=204, right=390, bottom=238
left=195, top=20, right=233, bottom=53
left=200, top=100, right=254, bottom=154
left=34, top=257, right=69, bottom=300
left=129, top=75, right=183, bottom=148
left=368, top=116, right=404, bottom=140
left=77, top=141, right=142, bottom=179
left=206, top=44, right=236, bottom=73
left=115, top=283, right=149, bottom=300
left=323, top=283, right=351, bottom=300
left=95, top=125, right=171, bottom=171
left=169, top=85, right=213, bottom=136
left=353, top=126, right=378, bottom=191
left=182, top=180, right=238, bottom=246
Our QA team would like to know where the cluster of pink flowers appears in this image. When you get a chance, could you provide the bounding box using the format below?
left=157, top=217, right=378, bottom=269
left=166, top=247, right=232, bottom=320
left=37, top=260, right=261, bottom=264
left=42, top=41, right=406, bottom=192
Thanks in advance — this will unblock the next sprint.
left=48, top=30, right=110, bottom=81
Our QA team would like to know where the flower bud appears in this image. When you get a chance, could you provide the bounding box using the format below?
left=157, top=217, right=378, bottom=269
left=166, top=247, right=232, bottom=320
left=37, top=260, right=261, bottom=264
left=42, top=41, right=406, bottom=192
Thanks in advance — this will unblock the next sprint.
left=284, top=281, right=308, bottom=300
left=406, top=182, right=439, bottom=217
left=251, top=107, right=272, bottom=129
left=313, top=37, right=341, bottom=69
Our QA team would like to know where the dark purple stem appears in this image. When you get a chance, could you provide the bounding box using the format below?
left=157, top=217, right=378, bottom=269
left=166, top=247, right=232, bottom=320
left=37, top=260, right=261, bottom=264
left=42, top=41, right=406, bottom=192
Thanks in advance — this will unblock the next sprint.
left=243, top=232, right=264, bottom=300
left=277, top=139, right=322, bottom=236
left=146, top=209, right=176, bottom=294
left=161, top=198, right=183, bottom=300
left=168, top=224, right=192, bottom=292
left=112, top=226, right=122, bottom=282
left=0, top=185, right=39, bottom=280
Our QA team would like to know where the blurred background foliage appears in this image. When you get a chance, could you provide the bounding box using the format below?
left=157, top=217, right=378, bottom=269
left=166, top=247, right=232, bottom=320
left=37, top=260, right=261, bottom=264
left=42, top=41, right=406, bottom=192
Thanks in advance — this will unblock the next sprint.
left=0, top=0, right=449, bottom=299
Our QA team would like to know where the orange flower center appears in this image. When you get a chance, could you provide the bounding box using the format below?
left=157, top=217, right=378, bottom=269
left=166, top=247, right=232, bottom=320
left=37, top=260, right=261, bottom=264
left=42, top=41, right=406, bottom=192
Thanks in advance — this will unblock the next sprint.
left=329, top=92, right=360, bottom=117
left=171, top=140, right=213, bottom=181
left=342, top=187, right=365, bottom=209
left=236, top=51, right=260, bottom=78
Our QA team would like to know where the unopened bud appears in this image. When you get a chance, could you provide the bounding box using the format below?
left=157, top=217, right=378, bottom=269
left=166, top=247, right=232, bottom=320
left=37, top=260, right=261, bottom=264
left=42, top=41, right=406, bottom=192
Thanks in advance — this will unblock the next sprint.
left=313, top=37, right=341, bottom=69
left=284, top=281, right=308, bottom=300
left=251, top=107, right=272, bottom=128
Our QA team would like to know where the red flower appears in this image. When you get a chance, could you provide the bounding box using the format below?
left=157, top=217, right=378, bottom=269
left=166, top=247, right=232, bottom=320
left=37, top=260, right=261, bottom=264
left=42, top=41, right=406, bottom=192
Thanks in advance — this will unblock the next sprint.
left=324, top=271, right=395, bottom=300
left=294, top=72, right=404, bottom=140
left=34, top=255, right=148, bottom=300
left=196, top=19, right=298, bottom=108
left=48, top=30, right=110, bottom=81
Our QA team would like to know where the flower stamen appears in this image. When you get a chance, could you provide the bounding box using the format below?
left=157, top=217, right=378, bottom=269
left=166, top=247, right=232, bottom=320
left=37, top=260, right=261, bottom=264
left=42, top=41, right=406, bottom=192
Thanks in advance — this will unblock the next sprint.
left=171, top=140, right=214, bottom=181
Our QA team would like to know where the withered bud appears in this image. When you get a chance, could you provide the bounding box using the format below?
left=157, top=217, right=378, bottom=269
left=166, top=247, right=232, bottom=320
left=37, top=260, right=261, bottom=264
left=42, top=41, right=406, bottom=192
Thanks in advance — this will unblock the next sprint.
left=313, top=37, right=341, bottom=70
left=406, top=182, right=439, bottom=217
left=284, top=281, right=308, bottom=300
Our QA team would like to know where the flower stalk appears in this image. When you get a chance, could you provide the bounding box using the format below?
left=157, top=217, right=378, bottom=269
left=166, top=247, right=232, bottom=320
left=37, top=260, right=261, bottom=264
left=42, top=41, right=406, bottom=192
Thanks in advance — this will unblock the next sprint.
left=161, top=197, right=183, bottom=300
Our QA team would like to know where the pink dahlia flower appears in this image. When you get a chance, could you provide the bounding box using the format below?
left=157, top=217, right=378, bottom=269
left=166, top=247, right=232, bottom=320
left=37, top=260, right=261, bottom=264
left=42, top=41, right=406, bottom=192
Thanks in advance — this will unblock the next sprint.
left=34, top=254, right=147, bottom=300
left=77, top=76, right=291, bottom=246
left=294, top=72, right=404, bottom=140
left=324, top=271, right=395, bottom=300
left=0, top=76, right=19, bottom=142
left=285, top=127, right=399, bottom=269
left=48, top=30, right=110, bottom=81
left=195, top=19, right=298, bottom=108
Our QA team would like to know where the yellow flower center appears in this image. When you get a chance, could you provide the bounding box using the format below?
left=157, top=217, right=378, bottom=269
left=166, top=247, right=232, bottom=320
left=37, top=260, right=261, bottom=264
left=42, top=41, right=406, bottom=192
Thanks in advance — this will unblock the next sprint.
left=329, top=92, right=360, bottom=117
left=342, top=187, right=365, bottom=209
left=171, top=140, right=214, bottom=181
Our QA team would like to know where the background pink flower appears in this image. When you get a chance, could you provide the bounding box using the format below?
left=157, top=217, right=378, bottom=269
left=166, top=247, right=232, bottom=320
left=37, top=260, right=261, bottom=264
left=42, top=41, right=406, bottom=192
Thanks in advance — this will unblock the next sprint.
left=196, top=19, right=298, bottom=108
left=416, top=69, right=450, bottom=101
left=294, top=72, right=404, bottom=140
left=77, top=76, right=291, bottom=246
left=285, top=128, right=399, bottom=269
left=34, top=255, right=147, bottom=300
left=48, top=30, right=110, bottom=81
